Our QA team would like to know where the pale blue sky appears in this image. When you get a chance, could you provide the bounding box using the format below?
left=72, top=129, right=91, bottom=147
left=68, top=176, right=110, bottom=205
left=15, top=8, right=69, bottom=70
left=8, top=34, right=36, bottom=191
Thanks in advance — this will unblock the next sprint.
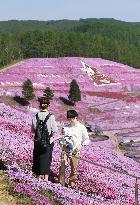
left=0, top=0, right=140, bottom=22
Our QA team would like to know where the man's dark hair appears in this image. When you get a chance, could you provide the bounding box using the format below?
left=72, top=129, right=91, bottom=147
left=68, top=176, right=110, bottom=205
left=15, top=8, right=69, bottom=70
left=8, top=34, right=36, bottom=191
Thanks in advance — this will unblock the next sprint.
left=40, top=98, right=50, bottom=110
left=67, top=110, right=78, bottom=119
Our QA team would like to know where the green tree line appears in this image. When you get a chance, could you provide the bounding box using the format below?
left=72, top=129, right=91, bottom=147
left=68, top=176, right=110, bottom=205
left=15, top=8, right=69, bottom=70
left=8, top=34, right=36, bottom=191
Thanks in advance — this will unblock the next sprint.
left=0, top=18, right=140, bottom=68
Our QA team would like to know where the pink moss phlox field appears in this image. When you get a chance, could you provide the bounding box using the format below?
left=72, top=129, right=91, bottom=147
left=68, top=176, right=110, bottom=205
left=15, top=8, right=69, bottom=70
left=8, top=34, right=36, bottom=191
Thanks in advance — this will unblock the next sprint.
left=13, top=183, right=52, bottom=205
left=1, top=57, right=140, bottom=204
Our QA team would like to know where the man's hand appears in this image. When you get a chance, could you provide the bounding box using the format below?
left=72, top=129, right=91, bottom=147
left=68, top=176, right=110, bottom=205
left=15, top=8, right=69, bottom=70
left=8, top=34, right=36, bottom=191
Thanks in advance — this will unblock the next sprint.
left=63, top=144, right=67, bottom=148
left=73, top=145, right=82, bottom=154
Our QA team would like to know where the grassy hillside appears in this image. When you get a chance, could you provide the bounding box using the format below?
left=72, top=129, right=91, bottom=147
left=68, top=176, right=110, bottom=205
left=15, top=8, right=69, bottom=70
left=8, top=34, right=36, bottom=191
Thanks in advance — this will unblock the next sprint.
left=0, top=18, right=140, bottom=33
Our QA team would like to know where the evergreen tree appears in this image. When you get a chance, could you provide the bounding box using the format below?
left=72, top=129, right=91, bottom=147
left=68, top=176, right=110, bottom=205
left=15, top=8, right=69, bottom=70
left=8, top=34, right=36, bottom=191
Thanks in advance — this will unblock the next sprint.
left=22, top=79, right=35, bottom=100
left=1, top=19, right=140, bottom=68
left=43, top=87, right=54, bottom=100
left=68, top=79, right=81, bottom=104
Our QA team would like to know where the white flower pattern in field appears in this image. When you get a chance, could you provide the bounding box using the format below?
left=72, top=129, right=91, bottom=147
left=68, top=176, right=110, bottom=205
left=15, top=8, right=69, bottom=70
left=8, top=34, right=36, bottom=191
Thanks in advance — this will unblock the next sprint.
left=81, top=61, right=119, bottom=86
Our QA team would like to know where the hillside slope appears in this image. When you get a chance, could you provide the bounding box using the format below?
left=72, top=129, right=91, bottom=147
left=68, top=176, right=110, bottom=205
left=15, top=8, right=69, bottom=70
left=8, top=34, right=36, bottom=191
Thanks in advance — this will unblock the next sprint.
left=0, top=57, right=140, bottom=205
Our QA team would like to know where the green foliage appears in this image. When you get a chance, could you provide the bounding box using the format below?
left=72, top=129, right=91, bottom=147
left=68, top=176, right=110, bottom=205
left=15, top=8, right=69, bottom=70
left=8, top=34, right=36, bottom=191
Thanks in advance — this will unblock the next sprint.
left=22, top=79, right=35, bottom=100
left=1, top=18, right=140, bottom=68
left=43, top=87, right=54, bottom=100
left=68, top=79, right=81, bottom=104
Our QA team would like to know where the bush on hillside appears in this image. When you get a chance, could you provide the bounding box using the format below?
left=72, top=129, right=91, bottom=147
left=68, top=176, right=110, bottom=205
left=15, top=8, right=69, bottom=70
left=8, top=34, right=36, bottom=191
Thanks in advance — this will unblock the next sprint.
left=68, top=79, right=81, bottom=105
left=43, top=87, right=54, bottom=100
left=22, top=79, right=35, bottom=100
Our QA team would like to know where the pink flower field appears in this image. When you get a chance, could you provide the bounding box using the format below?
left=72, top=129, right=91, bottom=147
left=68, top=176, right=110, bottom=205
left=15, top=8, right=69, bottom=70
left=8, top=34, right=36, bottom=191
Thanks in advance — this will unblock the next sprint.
left=0, top=57, right=140, bottom=205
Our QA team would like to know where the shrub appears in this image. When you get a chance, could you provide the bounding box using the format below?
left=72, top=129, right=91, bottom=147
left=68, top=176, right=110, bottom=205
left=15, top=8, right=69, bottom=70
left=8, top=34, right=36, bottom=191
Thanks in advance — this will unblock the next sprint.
left=68, top=79, right=81, bottom=105
left=22, top=79, right=35, bottom=100
left=43, top=87, right=54, bottom=100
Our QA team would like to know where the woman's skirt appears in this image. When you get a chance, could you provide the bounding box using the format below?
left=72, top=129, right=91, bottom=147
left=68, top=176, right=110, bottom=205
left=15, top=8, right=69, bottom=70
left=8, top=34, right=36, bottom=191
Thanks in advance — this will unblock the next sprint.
left=32, top=142, right=54, bottom=175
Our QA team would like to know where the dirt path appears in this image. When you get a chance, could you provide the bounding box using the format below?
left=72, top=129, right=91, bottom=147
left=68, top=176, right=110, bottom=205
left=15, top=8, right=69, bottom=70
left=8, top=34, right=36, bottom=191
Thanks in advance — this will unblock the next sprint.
left=0, top=60, right=25, bottom=74
left=104, top=132, right=123, bottom=154
left=0, top=170, right=33, bottom=205
left=0, top=171, right=18, bottom=205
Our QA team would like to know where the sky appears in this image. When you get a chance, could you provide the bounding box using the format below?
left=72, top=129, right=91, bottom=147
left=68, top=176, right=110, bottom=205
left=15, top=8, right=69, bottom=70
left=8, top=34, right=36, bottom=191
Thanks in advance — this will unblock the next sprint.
left=0, top=0, right=140, bottom=22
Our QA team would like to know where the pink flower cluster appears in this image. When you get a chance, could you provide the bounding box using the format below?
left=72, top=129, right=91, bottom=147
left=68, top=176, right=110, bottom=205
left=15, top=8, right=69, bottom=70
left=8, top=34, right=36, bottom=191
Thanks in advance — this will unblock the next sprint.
left=0, top=57, right=140, bottom=204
